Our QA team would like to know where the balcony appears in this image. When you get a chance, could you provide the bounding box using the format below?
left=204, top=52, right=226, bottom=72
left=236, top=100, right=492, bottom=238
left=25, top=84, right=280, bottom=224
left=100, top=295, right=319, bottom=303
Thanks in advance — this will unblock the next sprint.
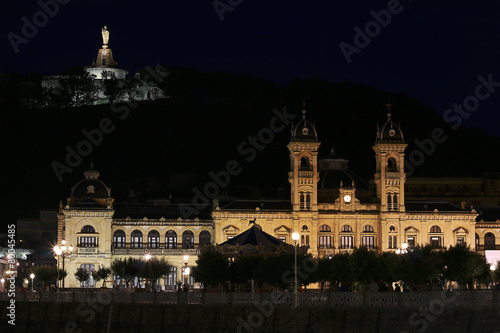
left=298, top=171, right=313, bottom=178
left=385, top=172, right=400, bottom=179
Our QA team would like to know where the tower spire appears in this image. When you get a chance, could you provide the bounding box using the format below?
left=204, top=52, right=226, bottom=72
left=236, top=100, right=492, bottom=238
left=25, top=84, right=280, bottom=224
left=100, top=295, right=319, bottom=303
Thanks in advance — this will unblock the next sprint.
left=385, top=94, right=393, bottom=119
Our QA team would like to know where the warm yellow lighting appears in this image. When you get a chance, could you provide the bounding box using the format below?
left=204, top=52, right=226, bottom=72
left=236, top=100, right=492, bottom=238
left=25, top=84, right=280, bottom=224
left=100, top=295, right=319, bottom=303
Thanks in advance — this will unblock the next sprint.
left=30, top=273, right=35, bottom=279
left=491, top=265, right=496, bottom=271
left=183, top=255, right=189, bottom=262
left=145, top=254, right=151, bottom=261
left=292, top=232, right=300, bottom=241
left=61, top=240, right=66, bottom=245
left=184, top=267, right=190, bottom=275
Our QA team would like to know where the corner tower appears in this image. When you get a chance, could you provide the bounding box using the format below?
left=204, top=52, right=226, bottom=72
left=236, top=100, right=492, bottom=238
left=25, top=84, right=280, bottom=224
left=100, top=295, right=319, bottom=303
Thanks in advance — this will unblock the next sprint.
left=287, top=104, right=320, bottom=212
left=373, top=108, right=407, bottom=212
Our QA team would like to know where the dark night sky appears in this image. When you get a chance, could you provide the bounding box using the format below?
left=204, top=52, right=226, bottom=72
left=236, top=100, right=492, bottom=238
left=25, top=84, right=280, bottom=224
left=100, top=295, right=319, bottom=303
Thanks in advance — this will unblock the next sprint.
left=2, top=1, right=500, bottom=135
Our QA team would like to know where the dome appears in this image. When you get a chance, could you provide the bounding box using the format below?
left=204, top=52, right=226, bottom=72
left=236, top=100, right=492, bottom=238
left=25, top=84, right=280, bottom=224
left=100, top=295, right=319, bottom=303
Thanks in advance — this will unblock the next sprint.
left=70, top=169, right=111, bottom=199
left=291, top=106, right=318, bottom=142
left=318, top=149, right=370, bottom=190
left=376, top=113, right=404, bottom=143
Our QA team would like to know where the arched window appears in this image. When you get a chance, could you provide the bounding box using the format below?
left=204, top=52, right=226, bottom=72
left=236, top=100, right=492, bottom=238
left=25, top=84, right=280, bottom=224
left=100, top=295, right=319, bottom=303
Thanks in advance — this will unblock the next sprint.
left=363, top=225, right=374, bottom=232
left=148, top=230, right=160, bottom=249
left=340, top=225, right=353, bottom=249
left=182, top=230, right=194, bottom=249
left=113, top=230, right=125, bottom=249
left=362, top=226, right=375, bottom=248
left=318, top=224, right=332, bottom=249
left=485, top=233, right=496, bottom=250
left=131, top=230, right=143, bottom=249
left=79, top=225, right=97, bottom=248
left=300, top=157, right=311, bottom=171
left=430, top=226, right=442, bottom=248
left=387, top=158, right=398, bottom=172
left=475, top=233, right=480, bottom=248
left=102, top=58, right=106, bottom=66
left=341, top=225, right=352, bottom=232
left=319, top=225, right=331, bottom=232
left=166, top=230, right=177, bottom=249
left=430, top=226, right=441, bottom=233
left=302, top=225, right=308, bottom=231
left=199, top=231, right=211, bottom=245
left=81, top=225, right=96, bottom=233
left=300, top=192, right=311, bottom=210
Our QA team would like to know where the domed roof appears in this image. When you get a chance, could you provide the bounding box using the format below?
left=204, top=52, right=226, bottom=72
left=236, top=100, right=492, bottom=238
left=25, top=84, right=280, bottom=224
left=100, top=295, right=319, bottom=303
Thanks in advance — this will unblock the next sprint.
left=291, top=105, right=318, bottom=142
left=71, top=169, right=111, bottom=199
left=318, top=148, right=370, bottom=190
left=376, top=113, right=404, bottom=143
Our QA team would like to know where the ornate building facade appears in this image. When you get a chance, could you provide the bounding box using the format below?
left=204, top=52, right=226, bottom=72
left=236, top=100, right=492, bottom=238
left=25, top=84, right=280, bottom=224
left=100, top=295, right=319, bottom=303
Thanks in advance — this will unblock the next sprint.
left=57, top=106, right=499, bottom=288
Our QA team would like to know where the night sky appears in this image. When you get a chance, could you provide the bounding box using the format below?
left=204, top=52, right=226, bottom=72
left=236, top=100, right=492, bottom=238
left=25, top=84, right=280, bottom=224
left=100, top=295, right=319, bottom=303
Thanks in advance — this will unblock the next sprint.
left=2, top=1, right=500, bottom=135
left=2, top=1, right=500, bottom=232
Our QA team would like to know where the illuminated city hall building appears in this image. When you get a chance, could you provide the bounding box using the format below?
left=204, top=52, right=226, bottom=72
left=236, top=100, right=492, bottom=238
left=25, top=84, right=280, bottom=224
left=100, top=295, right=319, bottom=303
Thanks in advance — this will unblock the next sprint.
left=57, top=106, right=500, bottom=288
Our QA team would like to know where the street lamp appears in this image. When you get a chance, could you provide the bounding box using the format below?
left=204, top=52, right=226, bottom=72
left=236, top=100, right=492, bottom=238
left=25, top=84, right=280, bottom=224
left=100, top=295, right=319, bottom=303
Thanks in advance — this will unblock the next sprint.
left=30, top=273, right=35, bottom=292
left=183, top=255, right=190, bottom=291
left=396, top=242, right=408, bottom=254
left=54, top=240, right=73, bottom=290
left=292, top=232, right=300, bottom=308
left=145, top=253, right=151, bottom=261
left=490, top=264, right=496, bottom=289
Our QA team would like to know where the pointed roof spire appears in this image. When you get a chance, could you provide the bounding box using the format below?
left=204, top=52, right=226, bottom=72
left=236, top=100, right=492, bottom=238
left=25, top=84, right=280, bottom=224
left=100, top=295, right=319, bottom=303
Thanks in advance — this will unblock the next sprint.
left=385, top=94, right=393, bottom=120
left=302, top=92, right=307, bottom=119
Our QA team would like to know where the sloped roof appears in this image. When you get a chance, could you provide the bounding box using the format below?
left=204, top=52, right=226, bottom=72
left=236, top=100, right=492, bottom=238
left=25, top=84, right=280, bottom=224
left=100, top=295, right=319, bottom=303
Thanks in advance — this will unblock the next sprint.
left=218, top=225, right=286, bottom=246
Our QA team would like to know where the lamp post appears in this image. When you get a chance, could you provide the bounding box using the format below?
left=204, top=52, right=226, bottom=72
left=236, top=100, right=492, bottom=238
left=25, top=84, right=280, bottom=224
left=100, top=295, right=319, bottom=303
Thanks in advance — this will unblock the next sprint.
left=292, top=232, right=300, bottom=308
left=183, top=255, right=190, bottom=291
left=30, top=273, right=35, bottom=292
left=54, top=240, right=73, bottom=290
left=490, top=264, right=496, bottom=290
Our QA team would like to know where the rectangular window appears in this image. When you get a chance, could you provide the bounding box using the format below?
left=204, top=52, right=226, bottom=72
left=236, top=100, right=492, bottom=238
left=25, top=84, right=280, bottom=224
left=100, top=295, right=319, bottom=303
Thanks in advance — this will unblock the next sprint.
left=430, top=237, right=441, bottom=248
left=318, top=236, right=332, bottom=249
left=362, top=236, right=374, bottom=249
left=80, top=264, right=95, bottom=288
left=407, top=237, right=415, bottom=247
left=166, top=267, right=177, bottom=287
left=457, top=237, right=465, bottom=246
left=388, top=235, right=392, bottom=249
left=79, top=236, right=96, bottom=248
left=278, top=236, right=286, bottom=243
left=341, top=236, right=353, bottom=249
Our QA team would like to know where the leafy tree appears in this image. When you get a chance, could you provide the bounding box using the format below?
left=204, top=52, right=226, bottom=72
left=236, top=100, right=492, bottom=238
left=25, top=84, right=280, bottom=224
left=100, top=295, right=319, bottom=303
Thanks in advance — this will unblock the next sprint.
left=400, top=245, right=443, bottom=290
left=102, top=71, right=125, bottom=103
left=310, top=258, right=330, bottom=292
left=443, top=244, right=488, bottom=290
left=328, top=253, right=352, bottom=290
left=75, top=268, right=90, bottom=287
left=58, top=269, right=68, bottom=285
left=90, top=266, right=112, bottom=288
left=111, top=257, right=144, bottom=287
left=33, top=265, right=57, bottom=291
left=348, top=247, right=379, bottom=291
left=139, top=258, right=172, bottom=291
left=191, top=250, right=230, bottom=291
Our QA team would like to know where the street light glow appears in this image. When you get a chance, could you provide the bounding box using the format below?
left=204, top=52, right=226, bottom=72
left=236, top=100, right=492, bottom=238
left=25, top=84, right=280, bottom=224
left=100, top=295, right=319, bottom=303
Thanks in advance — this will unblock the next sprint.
left=491, top=265, right=496, bottom=271
left=30, top=273, right=35, bottom=279
left=292, top=232, right=300, bottom=241
left=183, top=255, right=189, bottom=262
left=145, top=254, right=151, bottom=261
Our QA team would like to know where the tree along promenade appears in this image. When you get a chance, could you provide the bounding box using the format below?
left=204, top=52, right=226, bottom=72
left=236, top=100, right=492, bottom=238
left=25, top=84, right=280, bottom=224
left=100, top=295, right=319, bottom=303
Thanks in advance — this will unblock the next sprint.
left=1, top=290, right=499, bottom=309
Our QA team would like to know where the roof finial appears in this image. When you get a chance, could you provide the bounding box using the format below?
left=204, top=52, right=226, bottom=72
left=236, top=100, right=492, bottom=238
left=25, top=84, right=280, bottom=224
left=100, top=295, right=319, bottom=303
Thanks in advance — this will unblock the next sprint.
left=302, top=91, right=306, bottom=118
left=385, top=94, right=393, bottom=119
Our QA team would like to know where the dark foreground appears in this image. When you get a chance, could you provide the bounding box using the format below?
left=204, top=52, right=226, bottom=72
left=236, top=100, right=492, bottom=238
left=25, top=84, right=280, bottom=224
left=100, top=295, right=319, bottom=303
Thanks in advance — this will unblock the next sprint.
left=2, top=299, right=500, bottom=333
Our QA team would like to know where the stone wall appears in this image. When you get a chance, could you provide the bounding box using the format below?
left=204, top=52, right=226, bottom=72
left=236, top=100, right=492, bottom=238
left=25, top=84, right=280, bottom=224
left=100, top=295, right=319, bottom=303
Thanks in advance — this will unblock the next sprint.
left=2, top=301, right=500, bottom=333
